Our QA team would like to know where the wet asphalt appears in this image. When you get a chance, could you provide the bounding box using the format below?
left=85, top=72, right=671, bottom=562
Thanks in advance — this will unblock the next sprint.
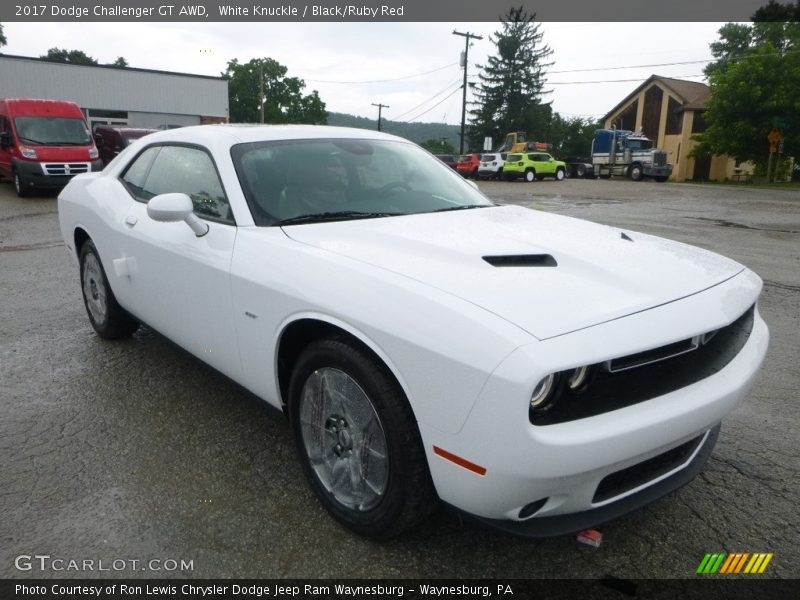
left=1, top=178, right=798, bottom=579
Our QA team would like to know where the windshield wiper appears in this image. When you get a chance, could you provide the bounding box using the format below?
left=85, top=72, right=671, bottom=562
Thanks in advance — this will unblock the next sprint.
left=17, top=136, right=46, bottom=145
left=275, top=211, right=402, bottom=226
left=431, top=204, right=493, bottom=213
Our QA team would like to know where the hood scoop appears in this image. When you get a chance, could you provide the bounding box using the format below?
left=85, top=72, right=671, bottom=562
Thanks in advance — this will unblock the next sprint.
left=483, top=254, right=557, bottom=267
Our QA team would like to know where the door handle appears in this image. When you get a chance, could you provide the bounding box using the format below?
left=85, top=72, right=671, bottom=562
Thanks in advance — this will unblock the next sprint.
left=124, top=215, right=138, bottom=228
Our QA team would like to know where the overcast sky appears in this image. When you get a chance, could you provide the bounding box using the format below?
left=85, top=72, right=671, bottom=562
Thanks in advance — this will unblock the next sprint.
left=3, top=21, right=726, bottom=124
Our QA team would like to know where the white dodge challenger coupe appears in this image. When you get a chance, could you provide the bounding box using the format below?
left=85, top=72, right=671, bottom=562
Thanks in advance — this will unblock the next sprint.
left=58, top=125, right=769, bottom=538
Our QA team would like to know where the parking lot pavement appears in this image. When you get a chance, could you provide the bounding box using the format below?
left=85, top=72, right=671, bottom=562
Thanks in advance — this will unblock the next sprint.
left=1, top=178, right=798, bottom=579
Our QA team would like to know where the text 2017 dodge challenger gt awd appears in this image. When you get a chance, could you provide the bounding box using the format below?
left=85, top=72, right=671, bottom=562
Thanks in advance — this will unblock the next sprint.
left=58, top=125, right=769, bottom=538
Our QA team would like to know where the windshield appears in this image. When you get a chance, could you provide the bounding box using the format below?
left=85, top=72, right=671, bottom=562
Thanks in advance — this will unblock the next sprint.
left=14, top=117, right=91, bottom=145
left=231, top=139, right=493, bottom=226
left=627, top=139, right=653, bottom=151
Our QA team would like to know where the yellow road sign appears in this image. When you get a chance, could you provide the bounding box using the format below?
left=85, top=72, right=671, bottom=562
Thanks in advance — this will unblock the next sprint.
left=768, top=128, right=782, bottom=143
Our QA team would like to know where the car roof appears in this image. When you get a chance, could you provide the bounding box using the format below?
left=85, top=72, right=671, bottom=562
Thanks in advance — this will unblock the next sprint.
left=142, top=124, right=409, bottom=148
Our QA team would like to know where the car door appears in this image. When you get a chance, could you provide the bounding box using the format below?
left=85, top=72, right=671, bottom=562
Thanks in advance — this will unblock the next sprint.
left=115, top=143, right=242, bottom=380
left=536, top=153, right=556, bottom=175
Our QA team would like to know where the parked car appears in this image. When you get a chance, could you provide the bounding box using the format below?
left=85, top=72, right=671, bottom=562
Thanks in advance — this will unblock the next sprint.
left=0, top=98, right=102, bottom=197
left=94, top=125, right=157, bottom=166
left=456, top=153, right=481, bottom=178
left=477, top=153, right=507, bottom=180
left=58, top=125, right=768, bottom=539
left=504, top=152, right=567, bottom=182
left=434, top=154, right=458, bottom=170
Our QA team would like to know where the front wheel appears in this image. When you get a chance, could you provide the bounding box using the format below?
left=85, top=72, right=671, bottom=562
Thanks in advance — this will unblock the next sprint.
left=289, top=338, right=436, bottom=538
left=628, top=164, right=643, bottom=182
left=79, top=240, right=139, bottom=339
left=14, top=171, right=30, bottom=197
left=575, top=164, right=586, bottom=178
left=524, top=169, right=536, bottom=183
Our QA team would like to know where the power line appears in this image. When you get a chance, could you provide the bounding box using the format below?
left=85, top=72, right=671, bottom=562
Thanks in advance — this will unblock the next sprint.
left=549, top=58, right=712, bottom=74
left=549, top=74, right=706, bottom=85
left=400, top=86, right=464, bottom=123
left=304, top=62, right=458, bottom=85
left=390, top=78, right=463, bottom=121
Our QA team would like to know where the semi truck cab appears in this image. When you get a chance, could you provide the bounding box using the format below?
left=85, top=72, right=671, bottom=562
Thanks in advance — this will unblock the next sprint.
left=591, top=128, right=672, bottom=182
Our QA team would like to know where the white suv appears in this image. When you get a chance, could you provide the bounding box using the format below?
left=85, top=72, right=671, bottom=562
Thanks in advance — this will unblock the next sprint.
left=478, top=153, right=506, bottom=180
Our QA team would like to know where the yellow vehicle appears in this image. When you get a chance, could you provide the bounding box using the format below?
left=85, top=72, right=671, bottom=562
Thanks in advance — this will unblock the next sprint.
left=497, top=132, right=550, bottom=154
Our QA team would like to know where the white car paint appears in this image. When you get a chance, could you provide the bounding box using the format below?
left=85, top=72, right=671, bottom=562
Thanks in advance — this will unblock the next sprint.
left=58, top=124, right=769, bottom=534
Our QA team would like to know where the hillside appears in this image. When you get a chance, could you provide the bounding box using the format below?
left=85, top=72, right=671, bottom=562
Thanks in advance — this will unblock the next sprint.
left=327, top=112, right=462, bottom=151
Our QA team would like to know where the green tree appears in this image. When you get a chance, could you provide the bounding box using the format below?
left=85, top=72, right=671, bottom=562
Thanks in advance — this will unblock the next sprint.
left=546, top=115, right=601, bottom=159
left=223, top=57, right=326, bottom=124
left=111, top=56, right=128, bottom=68
left=694, top=1, right=799, bottom=167
left=419, top=138, right=456, bottom=154
left=468, top=7, right=553, bottom=151
left=0, top=23, right=7, bottom=47
left=41, top=47, right=99, bottom=65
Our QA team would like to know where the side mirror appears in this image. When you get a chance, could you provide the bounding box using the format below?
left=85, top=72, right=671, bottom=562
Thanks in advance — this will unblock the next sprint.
left=0, top=132, right=11, bottom=147
left=147, top=193, right=208, bottom=237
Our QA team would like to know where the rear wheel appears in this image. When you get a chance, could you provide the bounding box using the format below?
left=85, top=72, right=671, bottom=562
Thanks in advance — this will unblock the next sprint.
left=555, top=168, right=565, bottom=181
left=289, top=338, right=436, bottom=538
left=525, top=169, right=536, bottom=183
left=79, top=240, right=139, bottom=339
left=575, top=164, right=586, bottom=178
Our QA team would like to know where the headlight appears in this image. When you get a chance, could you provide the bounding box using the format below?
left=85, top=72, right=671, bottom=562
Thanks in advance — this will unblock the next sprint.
left=530, top=373, right=559, bottom=411
left=567, top=365, right=591, bottom=392
left=20, top=146, right=37, bottom=159
left=89, top=147, right=99, bottom=159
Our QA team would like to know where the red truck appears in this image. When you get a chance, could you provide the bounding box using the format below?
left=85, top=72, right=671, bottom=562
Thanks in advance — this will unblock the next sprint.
left=0, top=98, right=103, bottom=197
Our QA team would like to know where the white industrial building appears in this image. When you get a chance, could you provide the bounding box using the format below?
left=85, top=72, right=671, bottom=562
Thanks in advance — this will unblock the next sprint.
left=0, top=54, right=228, bottom=130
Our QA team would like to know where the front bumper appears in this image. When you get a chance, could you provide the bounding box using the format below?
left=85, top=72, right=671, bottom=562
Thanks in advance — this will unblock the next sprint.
left=452, top=424, right=719, bottom=537
left=418, top=272, right=768, bottom=534
left=13, top=158, right=103, bottom=190
left=643, top=165, right=672, bottom=178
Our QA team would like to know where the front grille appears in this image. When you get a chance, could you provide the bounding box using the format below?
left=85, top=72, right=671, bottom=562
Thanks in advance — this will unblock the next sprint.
left=653, top=151, right=667, bottom=167
left=531, top=304, right=755, bottom=425
left=42, top=162, right=90, bottom=176
left=593, top=433, right=705, bottom=503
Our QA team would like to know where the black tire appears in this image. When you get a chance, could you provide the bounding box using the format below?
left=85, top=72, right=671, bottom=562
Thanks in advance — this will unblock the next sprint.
left=79, top=240, right=139, bottom=339
left=628, top=164, right=644, bottom=182
left=14, top=171, right=30, bottom=198
left=288, top=338, right=437, bottom=538
left=495, top=168, right=503, bottom=180
left=524, top=169, right=536, bottom=183
left=576, top=164, right=586, bottom=178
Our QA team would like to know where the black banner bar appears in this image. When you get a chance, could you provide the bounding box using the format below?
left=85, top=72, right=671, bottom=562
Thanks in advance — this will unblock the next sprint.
left=0, top=0, right=771, bottom=22
left=2, top=579, right=798, bottom=600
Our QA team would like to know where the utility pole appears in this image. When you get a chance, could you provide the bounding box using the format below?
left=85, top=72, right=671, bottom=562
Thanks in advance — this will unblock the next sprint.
left=259, top=63, right=265, bottom=124
left=372, top=103, right=389, bottom=131
left=452, top=30, right=483, bottom=155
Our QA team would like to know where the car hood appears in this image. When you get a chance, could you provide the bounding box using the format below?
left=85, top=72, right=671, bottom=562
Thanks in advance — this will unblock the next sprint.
left=283, top=205, right=744, bottom=339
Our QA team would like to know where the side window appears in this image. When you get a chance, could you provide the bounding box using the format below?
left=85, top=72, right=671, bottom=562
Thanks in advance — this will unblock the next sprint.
left=121, top=146, right=161, bottom=198
left=130, top=145, right=232, bottom=224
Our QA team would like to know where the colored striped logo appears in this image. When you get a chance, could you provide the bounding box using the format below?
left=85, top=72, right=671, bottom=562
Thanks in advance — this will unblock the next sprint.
left=696, top=552, right=774, bottom=574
